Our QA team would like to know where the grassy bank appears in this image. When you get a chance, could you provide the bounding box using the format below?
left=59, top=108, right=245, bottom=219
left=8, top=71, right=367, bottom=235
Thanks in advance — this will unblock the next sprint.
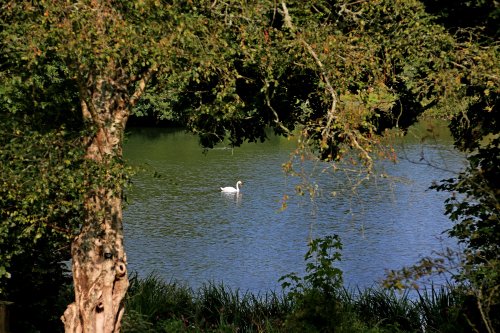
left=122, top=274, right=479, bottom=333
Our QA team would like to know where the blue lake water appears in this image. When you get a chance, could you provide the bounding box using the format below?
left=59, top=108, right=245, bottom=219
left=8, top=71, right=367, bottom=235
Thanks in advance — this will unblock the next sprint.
left=123, top=121, right=465, bottom=293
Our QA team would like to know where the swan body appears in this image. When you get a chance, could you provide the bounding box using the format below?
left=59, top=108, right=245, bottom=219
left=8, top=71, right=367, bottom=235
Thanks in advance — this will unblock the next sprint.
left=221, top=180, right=243, bottom=193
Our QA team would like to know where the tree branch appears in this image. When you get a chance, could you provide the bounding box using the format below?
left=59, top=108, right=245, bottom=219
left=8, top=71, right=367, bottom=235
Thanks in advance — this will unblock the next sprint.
left=281, top=1, right=338, bottom=141
left=264, top=80, right=291, bottom=134
left=129, top=65, right=157, bottom=107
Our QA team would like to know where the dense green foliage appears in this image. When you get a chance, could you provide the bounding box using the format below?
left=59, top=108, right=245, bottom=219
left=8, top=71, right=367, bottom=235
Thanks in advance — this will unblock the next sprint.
left=167, top=0, right=460, bottom=156
left=0, top=119, right=81, bottom=331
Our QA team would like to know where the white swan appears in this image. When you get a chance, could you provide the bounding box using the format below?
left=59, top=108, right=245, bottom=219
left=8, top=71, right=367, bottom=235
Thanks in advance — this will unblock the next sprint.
left=220, top=180, right=243, bottom=193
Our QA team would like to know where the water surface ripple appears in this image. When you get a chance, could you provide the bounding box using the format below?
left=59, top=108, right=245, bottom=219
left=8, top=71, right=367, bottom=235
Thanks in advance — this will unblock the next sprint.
left=123, top=124, right=464, bottom=293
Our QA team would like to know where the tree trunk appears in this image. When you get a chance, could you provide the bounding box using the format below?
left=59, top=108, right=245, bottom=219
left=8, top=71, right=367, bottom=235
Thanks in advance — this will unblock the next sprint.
left=62, top=84, right=131, bottom=332
left=60, top=63, right=153, bottom=332
left=62, top=186, right=128, bottom=333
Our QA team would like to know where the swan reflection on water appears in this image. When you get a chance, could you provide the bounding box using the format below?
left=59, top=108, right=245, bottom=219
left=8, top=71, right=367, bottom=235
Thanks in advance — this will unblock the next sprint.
left=221, top=191, right=242, bottom=204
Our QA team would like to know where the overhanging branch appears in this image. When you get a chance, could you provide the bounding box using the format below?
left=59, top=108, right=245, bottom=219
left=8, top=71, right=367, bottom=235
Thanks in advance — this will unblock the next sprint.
left=280, top=1, right=338, bottom=135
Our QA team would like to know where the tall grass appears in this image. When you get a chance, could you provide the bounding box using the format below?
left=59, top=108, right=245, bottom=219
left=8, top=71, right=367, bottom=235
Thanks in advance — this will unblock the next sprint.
left=415, top=286, right=472, bottom=333
left=350, top=288, right=421, bottom=331
left=122, top=273, right=194, bottom=332
left=195, top=283, right=292, bottom=332
left=122, top=273, right=477, bottom=333
left=122, top=274, right=291, bottom=332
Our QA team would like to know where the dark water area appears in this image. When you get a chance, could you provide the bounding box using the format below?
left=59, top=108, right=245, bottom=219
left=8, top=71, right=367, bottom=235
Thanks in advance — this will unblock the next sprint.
left=123, top=120, right=465, bottom=293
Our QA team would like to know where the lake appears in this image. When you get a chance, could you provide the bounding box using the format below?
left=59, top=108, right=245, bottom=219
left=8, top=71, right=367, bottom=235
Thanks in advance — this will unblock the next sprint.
left=123, top=120, right=465, bottom=293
